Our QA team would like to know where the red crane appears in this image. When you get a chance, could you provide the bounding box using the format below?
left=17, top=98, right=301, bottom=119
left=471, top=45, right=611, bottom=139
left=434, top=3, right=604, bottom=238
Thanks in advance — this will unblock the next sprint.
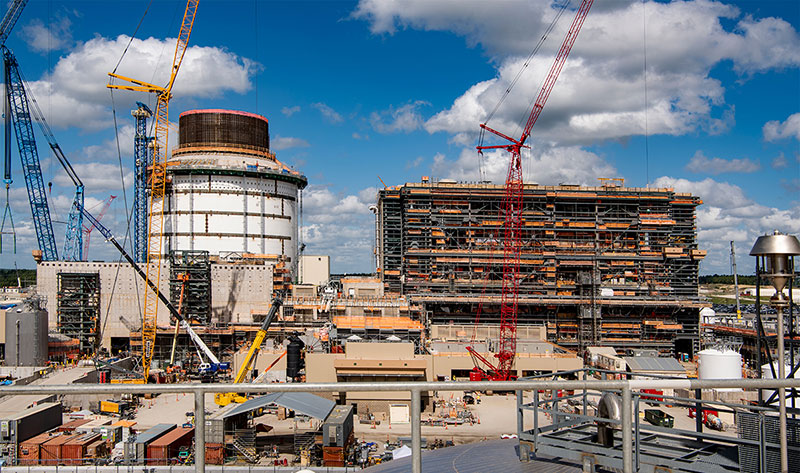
left=467, top=0, right=594, bottom=381
left=82, top=195, right=116, bottom=260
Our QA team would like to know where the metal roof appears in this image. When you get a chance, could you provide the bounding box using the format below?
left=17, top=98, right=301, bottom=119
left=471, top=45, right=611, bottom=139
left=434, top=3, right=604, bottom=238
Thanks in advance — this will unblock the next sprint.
left=622, top=356, right=685, bottom=373
left=364, top=438, right=581, bottom=472
left=222, top=392, right=335, bottom=420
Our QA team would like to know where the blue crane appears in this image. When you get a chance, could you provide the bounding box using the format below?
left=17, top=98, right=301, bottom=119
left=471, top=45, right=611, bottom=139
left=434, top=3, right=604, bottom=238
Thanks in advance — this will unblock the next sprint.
left=132, top=101, right=153, bottom=263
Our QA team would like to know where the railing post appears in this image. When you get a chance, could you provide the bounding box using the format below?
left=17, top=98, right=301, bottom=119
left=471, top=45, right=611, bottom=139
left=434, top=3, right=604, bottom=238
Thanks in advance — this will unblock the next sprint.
left=195, top=390, right=205, bottom=473
left=621, top=386, right=632, bottom=473
left=411, top=388, right=421, bottom=473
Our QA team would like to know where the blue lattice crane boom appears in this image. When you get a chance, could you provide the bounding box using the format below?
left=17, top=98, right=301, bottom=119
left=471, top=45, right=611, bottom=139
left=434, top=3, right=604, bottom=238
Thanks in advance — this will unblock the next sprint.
left=3, top=47, right=58, bottom=261
left=132, top=101, right=152, bottom=263
left=22, top=67, right=85, bottom=261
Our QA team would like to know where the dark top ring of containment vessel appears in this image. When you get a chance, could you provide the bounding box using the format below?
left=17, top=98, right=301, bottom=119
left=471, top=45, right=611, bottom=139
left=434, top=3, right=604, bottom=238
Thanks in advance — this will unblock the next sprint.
left=179, top=109, right=269, bottom=152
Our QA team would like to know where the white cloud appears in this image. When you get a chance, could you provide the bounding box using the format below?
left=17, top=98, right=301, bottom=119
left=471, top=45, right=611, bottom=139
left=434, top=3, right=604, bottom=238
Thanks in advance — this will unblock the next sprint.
left=24, top=35, right=255, bottom=131
left=22, top=16, right=73, bottom=53
left=281, top=106, right=301, bottom=117
left=764, top=113, right=800, bottom=141
left=652, top=175, right=800, bottom=273
left=311, top=103, right=343, bottom=124
left=772, top=152, right=788, bottom=169
left=432, top=144, right=616, bottom=186
left=52, top=162, right=133, bottom=192
left=352, top=132, right=369, bottom=140
left=301, top=185, right=376, bottom=272
left=271, top=136, right=310, bottom=151
left=370, top=100, right=429, bottom=134
left=406, top=156, right=424, bottom=169
left=357, top=0, right=800, bottom=145
left=685, top=150, right=759, bottom=174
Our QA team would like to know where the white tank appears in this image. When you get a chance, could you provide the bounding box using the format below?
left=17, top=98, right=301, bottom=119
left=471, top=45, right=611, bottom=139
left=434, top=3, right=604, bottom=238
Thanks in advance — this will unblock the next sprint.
left=698, top=348, right=742, bottom=391
left=161, top=110, right=307, bottom=260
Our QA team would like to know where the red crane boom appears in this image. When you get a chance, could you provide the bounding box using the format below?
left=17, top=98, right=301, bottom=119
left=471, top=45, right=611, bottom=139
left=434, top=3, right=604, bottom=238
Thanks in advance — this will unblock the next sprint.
left=469, top=0, right=594, bottom=381
left=82, top=195, right=116, bottom=260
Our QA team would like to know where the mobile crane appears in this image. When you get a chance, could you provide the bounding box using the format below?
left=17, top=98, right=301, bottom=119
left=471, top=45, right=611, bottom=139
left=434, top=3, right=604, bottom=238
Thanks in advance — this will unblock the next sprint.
left=215, top=296, right=283, bottom=406
left=78, top=205, right=229, bottom=381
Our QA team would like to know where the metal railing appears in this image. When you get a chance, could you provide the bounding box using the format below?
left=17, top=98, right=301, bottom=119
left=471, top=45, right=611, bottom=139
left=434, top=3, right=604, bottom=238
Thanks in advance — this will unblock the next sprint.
left=4, top=378, right=800, bottom=473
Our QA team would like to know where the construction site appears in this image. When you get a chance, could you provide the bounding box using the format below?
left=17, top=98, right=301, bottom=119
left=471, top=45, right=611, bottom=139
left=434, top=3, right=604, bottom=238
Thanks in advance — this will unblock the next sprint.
left=0, top=0, right=798, bottom=472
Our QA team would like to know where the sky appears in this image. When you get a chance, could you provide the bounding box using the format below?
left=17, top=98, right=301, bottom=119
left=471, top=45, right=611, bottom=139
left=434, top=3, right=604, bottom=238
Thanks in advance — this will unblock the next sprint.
left=0, top=0, right=797, bottom=276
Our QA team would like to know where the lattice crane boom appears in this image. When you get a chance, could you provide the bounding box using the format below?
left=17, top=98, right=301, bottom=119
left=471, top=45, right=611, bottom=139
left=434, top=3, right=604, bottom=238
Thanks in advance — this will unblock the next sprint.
left=107, top=0, right=199, bottom=381
left=473, top=0, right=594, bottom=381
left=132, top=102, right=152, bottom=263
left=83, top=195, right=116, bottom=259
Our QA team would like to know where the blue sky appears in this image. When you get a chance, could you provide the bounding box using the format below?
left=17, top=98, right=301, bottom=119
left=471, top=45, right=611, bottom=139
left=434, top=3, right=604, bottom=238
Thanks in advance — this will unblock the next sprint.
left=0, top=0, right=797, bottom=275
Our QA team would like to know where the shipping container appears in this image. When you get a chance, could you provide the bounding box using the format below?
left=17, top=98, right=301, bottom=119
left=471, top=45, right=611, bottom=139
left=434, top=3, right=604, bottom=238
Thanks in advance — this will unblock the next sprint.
left=0, top=402, right=62, bottom=445
left=18, top=432, right=60, bottom=465
left=85, top=439, right=108, bottom=459
left=323, top=405, right=354, bottom=448
left=74, top=418, right=111, bottom=433
left=323, top=445, right=345, bottom=467
left=205, top=443, right=224, bottom=465
left=40, top=433, right=75, bottom=465
left=128, top=423, right=175, bottom=463
left=147, top=427, right=194, bottom=465
left=57, top=419, right=92, bottom=433
left=93, top=425, right=122, bottom=443
left=62, top=432, right=101, bottom=465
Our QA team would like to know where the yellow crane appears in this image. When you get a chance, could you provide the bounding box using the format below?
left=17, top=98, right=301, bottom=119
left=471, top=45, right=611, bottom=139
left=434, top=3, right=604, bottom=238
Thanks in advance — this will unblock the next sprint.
left=107, top=0, right=199, bottom=382
left=215, top=297, right=283, bottom=406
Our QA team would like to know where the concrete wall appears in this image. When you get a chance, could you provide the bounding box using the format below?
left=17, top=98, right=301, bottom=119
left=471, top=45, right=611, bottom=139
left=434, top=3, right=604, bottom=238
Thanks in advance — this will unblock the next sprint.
left=300, top=255, right=329, bottom=286
left=341, top=278, right=383, bottom=298
left=37, top=262, right=274, bottom=349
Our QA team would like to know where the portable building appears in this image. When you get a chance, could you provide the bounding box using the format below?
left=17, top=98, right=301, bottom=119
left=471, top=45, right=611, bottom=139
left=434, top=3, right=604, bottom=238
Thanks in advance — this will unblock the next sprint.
left=323, top=405, right=354, bottom=448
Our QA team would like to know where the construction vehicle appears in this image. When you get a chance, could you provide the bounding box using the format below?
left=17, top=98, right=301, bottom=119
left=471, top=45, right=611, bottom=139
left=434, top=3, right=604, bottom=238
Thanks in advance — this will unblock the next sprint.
left=99, top=400, right=131, bottom=416
left=107, top=0, right=199, bottom=382
left=467, top=0, right=594, bottom=381
left=215, top=297, right=283, bottom=406
left=78, top=205, right=228, bottom=381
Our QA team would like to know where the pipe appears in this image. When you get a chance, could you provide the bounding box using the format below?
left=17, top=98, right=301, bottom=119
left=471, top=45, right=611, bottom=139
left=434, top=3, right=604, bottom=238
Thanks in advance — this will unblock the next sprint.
left=778, top=306, right=788, bottom=473
left=195, top=390, right=205, bottom=473
left=411, top=389, right=421, bottom=473
left=621, top=387, right=632, bottom=473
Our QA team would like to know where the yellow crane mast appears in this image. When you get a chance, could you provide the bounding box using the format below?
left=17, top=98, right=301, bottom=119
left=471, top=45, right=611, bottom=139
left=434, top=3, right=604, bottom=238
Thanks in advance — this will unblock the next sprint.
left=107, top=0, right=199, bottom=382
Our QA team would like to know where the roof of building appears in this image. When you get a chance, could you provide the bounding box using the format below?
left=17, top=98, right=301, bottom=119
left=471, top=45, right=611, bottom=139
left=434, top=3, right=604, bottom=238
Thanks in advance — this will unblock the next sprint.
left=622, top=356, right=685, bottom=373
left=587, top=346, right=618, bottom=357
left=223, top=392, right=335, bottom=420
left=364, top=438, right=580, bottom=472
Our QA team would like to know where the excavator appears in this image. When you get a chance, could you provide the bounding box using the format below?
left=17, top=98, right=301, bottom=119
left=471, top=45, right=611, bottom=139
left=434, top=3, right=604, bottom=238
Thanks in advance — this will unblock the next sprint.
left=215, top=296, right=283, bottom=406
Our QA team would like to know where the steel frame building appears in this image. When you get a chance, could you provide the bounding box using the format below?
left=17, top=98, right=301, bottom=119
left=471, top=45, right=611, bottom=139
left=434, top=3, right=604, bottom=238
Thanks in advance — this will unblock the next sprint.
left=56, top=272, right=100, bottom=353
left=377, top=181, right=707, bottom=355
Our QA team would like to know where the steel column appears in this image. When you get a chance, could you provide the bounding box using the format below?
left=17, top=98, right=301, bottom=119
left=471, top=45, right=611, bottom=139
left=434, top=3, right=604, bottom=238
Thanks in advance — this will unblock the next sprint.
left=411, top=389, right=421, bottom=473
left=194, top=390, right=205, bottom=473
left=622, top=387, right=632, bottom=473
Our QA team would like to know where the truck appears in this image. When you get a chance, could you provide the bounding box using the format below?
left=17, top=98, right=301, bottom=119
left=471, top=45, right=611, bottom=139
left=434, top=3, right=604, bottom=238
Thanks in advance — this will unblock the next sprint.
left=99, top=400, right=130, bottom=416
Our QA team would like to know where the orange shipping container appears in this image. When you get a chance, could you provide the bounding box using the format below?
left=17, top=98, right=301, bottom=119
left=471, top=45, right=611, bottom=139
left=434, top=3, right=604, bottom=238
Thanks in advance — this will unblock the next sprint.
left=205, top=443, right=224, bottom=465
left=62, top=432, right=102, bottom=465
left=40, top=433, right=74, bottom=465
left=18, top=432, right=59, bottom=465
left=147, top=427, right=194, bottom=465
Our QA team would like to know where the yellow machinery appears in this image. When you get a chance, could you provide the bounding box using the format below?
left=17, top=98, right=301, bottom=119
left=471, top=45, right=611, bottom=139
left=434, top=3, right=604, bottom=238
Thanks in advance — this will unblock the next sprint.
left=215, top=297, right=282, bottom=406
left=107, top=0, right=199, bottom=382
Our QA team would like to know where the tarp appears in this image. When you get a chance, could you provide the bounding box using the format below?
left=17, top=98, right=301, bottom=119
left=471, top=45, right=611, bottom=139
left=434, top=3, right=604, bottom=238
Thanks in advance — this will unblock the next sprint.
left=223, top=392, right=335, bottom=420
left=392, top=445, right=412, bottom=460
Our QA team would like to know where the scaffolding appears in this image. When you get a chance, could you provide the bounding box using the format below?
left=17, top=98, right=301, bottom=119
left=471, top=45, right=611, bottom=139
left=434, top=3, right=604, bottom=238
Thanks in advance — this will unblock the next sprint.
left=377, top=181, right=707, bottom=355
left=56, top=272, right=100, bottom=353
left=169, top=250, right=211, bottom=324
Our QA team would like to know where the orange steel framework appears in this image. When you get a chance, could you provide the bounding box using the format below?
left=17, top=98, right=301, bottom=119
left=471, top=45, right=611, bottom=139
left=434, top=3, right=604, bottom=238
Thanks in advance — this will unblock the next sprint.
left=106, top=0, right=199, bottom=381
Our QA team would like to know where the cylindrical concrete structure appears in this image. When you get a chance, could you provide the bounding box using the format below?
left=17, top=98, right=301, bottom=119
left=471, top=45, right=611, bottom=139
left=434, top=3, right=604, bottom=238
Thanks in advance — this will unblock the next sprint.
left=162, top=110, right=307, bottom=260
left=5, top=305, right=48, bottom=366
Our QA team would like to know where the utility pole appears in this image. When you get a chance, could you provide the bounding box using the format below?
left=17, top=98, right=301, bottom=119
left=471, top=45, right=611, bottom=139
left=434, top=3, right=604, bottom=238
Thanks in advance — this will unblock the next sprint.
left=730, top=241, right=741, bottom=320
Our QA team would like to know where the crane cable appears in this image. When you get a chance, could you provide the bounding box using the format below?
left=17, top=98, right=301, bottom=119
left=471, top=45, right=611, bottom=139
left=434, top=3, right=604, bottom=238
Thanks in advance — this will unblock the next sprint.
left=478, top=0, right=571, bottom=178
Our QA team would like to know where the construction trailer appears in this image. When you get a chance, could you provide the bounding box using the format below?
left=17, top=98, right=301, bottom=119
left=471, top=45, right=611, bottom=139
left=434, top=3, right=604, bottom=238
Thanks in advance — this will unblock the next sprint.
left=0, top=402, right=62, bottom=465
left=377, top=181, right=707, bottom=356
left=125, top=423, right=176, bottom=464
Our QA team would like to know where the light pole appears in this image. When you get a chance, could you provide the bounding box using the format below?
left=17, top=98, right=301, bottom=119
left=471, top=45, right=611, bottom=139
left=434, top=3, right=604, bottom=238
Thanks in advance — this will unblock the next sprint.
left=750, top=231, right=800, bottom=473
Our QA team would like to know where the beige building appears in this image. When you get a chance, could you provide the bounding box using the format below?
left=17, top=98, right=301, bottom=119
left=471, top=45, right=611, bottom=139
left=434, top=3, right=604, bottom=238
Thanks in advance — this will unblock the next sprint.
left=299, top=255, right=330, bottom=286
left=36, top=261, right=274, bottom=350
